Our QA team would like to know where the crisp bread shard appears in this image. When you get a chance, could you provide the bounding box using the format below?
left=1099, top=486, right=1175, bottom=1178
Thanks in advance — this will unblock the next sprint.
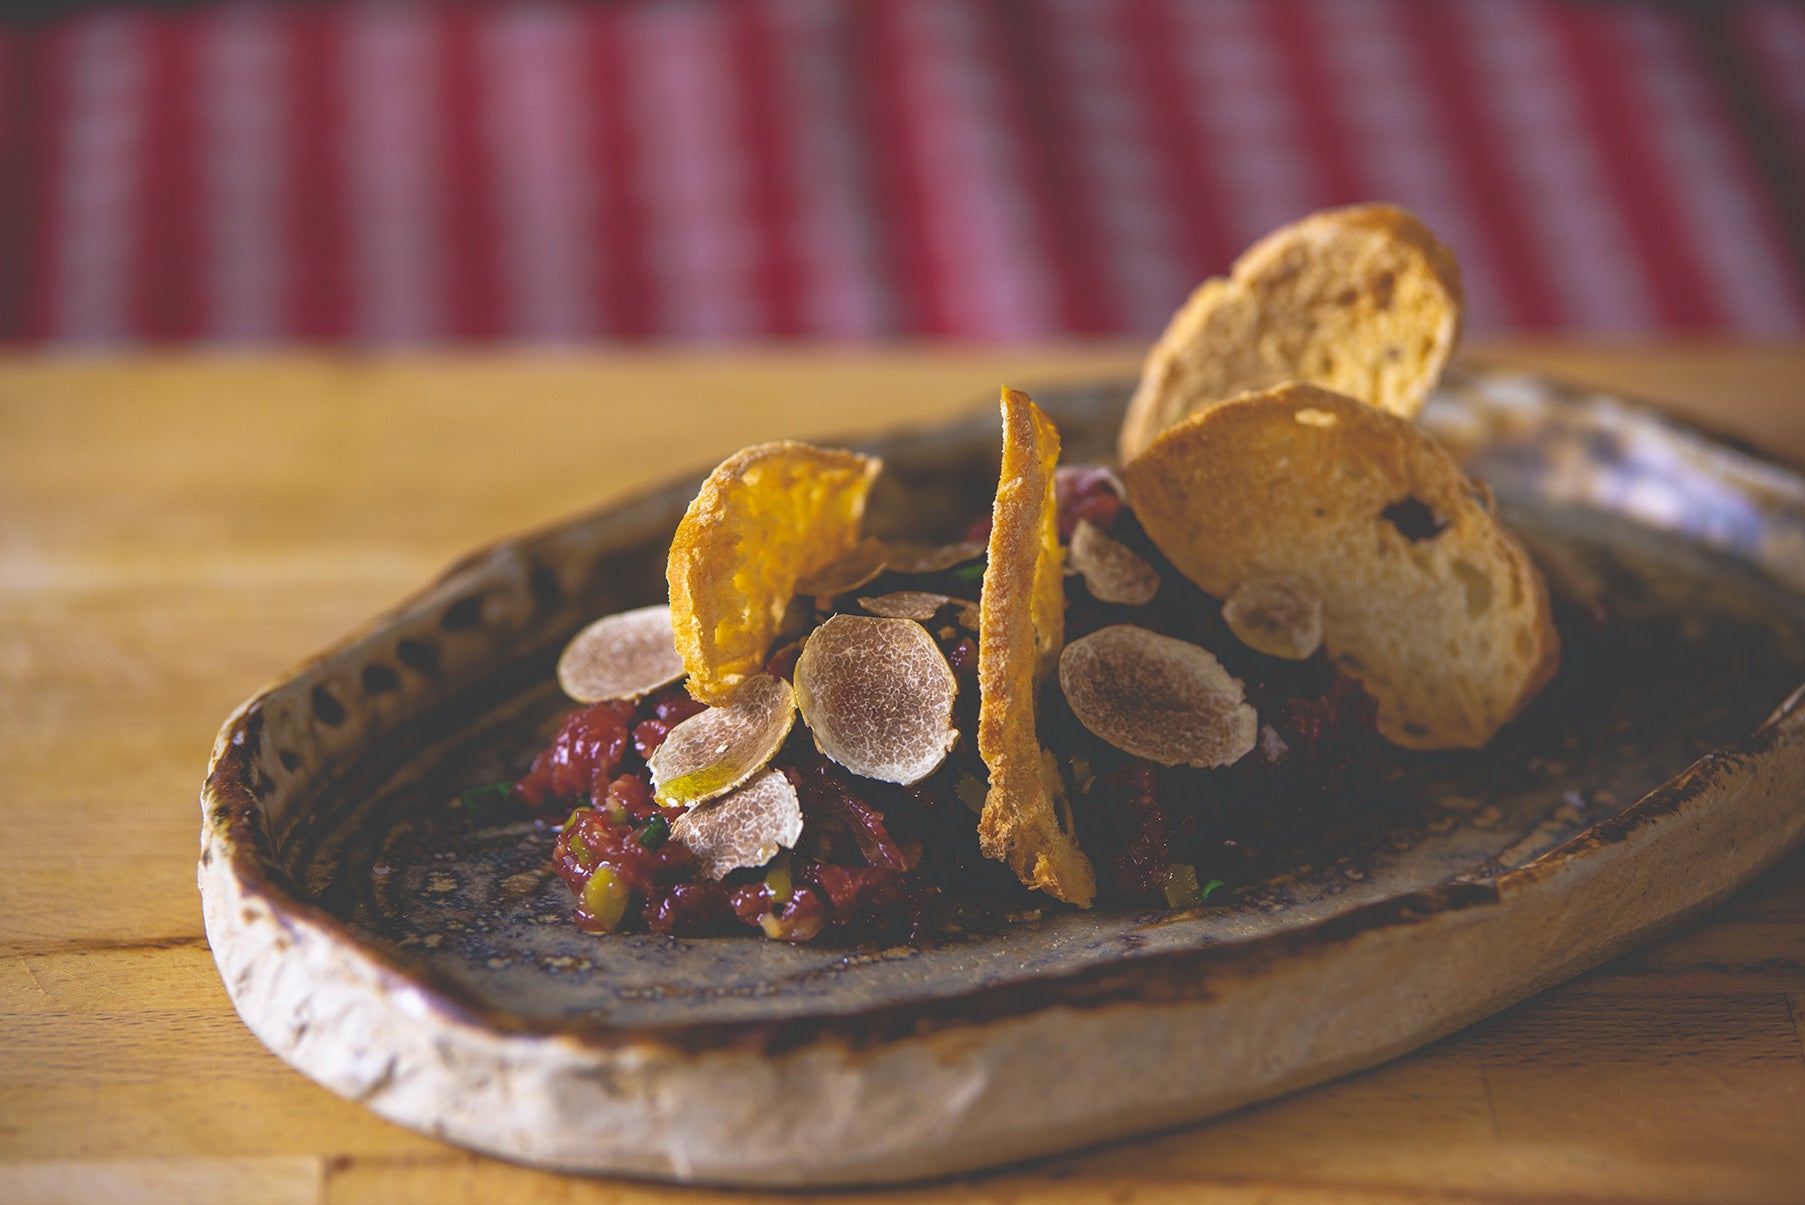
left=976, top=388, right=1097, bottom=906
left=1118, top=203, right=1464, bottom=462
left=667, top=441, right=881, bottom=704
left=1125, top=383, right=1559, bottom=750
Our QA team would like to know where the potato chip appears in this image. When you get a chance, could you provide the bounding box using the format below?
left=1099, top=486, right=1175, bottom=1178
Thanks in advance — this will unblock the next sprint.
left=857, top=591, right=967, bottom=622
left=1058, top=625, right=1258, bottom=768
left=671, top=768, right=804, bottom=880
left=1067, top=520, right=1160, bottom=606
left=668, top=442, right=881, bottom=704
left=556, top=604, right=686, bottom=703
left=882, top=539, right=987, bottom=575
left=1222, top=577, right=1324, bottom=660
left=976, top=388, right=1096, bottom=906
left=793, top=536, right=889, bottom=599
left=648, top=674, right=797, bottom=806
left=1124, top=383, right=1559, bottom=749
left=793, top=614, right=959, bottom=785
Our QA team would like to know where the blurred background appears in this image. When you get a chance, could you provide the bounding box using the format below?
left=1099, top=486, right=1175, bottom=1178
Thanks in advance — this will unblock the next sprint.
left=0, top=0, right=1800, bottom=347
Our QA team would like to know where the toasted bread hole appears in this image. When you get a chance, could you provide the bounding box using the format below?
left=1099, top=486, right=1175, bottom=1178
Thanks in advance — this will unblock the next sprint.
left=1452, top=559, right=1493, bottom=616
left=1381, top=496, right=1447, bottom=542
left=1294, top=407, right=1339, bottom=428
left=1374, top=271, right=1396, bottom=310
left=1335, top=287, right=1358, bottom=306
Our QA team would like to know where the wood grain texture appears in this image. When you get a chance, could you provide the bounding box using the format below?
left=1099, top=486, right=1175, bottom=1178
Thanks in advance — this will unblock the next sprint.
left=2, top=344, right=1801, bottom=1203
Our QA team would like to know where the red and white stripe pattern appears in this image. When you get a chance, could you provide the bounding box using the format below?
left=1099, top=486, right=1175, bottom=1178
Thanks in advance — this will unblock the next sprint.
left=3, top=0, right=1802, bottom=344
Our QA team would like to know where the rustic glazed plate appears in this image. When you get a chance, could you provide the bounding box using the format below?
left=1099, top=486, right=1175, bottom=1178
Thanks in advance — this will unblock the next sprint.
left=200, top=369, right=1805, bottom=1187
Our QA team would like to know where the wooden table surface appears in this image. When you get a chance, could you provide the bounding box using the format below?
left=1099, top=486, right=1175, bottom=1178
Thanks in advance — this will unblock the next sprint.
left=3, top=344, right=1803, bottom=1205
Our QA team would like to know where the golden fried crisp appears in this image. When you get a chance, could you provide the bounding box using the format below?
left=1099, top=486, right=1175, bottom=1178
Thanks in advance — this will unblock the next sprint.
left=976, top=388, right=1097, bottom=906
left=1124, top=383, right=1559, bottom=750
left=667, top=441, right=881, bottom=704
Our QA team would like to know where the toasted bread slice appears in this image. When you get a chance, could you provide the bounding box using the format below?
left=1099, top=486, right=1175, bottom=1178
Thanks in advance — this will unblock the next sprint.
left=1119, top=204, right=1464, bottom=462
left=1124, top=384, right=1558, bottom=750
left=977, top=388, right=1097, bottom=906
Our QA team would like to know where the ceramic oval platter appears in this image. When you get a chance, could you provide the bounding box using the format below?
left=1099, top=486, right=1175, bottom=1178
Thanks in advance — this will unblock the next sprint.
left=201, top=369, right=1805, bottom=1188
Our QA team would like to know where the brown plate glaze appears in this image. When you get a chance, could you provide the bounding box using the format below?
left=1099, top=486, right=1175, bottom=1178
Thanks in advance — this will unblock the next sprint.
left=200, top=369, right=1805, bottom=1187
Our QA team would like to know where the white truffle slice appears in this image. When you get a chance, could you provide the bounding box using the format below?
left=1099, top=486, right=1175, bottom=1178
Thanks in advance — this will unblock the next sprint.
left=794, top=536, right=889, bottom=599
left=1222, top=577, right=1325, bottom=661
left=1058, top=625, right=1258, bottom=769
left=1068, top=520, right=1160, bottom=606
left=556, top=604, right=686, bottom=703
left=859, top=591, right=969, bottom=622
left=671, top=769, right=804, bottom=880
left=793, top=614, right=959, bottom=785
left=883, top=540, right=986, bottom=574
left=649, top=674, right=797, bottom=806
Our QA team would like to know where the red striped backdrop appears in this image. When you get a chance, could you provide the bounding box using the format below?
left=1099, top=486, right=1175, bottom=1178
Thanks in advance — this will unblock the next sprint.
left=3, top=0, right=1803, bottom=344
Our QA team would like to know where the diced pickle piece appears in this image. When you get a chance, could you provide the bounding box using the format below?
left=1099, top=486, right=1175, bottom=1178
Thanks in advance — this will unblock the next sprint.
left=581, top=866, right=631, bottom=933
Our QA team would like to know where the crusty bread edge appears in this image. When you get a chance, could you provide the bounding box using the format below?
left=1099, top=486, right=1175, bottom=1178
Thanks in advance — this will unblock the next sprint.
left=1119, top=203, right=1465, bottom=463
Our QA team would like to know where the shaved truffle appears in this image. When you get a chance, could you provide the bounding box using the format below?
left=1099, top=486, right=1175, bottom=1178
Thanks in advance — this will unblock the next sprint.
left=1058, top=625, right=1258, bottom=769
left=556, top=604, right=686, bottom=703
left=671, top=769, right=804, bottom=879
left=883, top=540, right=986, bottom=574
left=1222, top=577, right=1324, bottom=660
left=794, top=536, right=890, bottom=599
left=1068, top=520, right=1160, bottom=606
left=649, top=674, right=797, bottom=806
left=858, top=591, right=967, bottom=622
left=793, top=614, right=959, bottom=785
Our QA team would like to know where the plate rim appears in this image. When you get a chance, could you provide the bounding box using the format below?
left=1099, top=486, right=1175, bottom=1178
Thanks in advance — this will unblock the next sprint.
left=195, top=368, right=1805, bottom=1183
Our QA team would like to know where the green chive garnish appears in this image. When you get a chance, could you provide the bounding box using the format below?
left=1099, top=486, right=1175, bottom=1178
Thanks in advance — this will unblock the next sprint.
left=637, top=813, right=671, bottom=851
left=457, top=783, right=514, bottom=823
left=1163, top=865, right=1225, bottom=909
